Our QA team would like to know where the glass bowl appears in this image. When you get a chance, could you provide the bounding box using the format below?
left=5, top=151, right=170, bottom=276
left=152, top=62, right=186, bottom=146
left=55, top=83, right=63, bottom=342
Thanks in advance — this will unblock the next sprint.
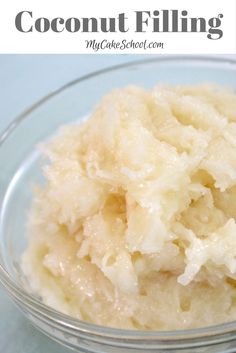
left=1, top=56, right=236, bottom=353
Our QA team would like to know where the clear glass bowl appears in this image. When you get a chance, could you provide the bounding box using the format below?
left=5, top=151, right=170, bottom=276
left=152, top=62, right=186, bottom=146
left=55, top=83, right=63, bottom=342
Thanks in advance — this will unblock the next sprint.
left=1, top=56, right=236, bottom=353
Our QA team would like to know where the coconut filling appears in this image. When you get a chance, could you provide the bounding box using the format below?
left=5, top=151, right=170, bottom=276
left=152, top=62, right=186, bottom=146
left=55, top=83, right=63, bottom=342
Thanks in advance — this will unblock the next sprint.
left=22, top=83, right=236, bottom=330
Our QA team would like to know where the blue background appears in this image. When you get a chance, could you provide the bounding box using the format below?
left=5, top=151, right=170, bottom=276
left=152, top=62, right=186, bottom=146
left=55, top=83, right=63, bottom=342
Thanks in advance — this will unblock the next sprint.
left=0, top=54, right=232, bottom=352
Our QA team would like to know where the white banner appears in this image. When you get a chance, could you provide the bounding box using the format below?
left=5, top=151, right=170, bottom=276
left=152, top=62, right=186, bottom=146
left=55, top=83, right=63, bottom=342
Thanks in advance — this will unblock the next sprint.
left=0, top=0, right=235, bottom=53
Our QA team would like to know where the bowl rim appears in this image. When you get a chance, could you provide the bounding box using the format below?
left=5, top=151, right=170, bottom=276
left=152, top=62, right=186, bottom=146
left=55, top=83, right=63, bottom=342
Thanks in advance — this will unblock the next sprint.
left=1, top=54, right=236, bottom=342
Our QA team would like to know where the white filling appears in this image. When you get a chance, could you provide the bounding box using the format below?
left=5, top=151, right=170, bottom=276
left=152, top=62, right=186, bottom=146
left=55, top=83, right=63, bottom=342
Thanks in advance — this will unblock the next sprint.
left=22, top=83, right=236, bottom=330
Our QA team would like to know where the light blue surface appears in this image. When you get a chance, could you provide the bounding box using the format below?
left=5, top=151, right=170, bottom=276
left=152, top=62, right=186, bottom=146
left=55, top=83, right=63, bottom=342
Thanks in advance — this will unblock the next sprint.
left=0, top=54, right=234, bottom=353
left=0, top=54, right=146, bottom=353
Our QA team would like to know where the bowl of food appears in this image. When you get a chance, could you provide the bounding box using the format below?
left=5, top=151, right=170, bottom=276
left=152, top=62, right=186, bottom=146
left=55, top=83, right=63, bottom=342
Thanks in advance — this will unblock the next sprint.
left=1, top=56, right=236, bottom=353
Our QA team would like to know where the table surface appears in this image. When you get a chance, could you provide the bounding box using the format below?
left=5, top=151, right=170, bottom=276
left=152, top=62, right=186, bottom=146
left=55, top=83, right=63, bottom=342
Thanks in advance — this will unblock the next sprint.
left=0, top=54, right=233, bottom=353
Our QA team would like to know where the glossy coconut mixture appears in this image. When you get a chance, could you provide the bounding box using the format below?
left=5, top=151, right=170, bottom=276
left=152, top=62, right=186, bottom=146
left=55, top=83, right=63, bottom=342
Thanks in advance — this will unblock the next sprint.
left=22, top=83, right=236, bottom=330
